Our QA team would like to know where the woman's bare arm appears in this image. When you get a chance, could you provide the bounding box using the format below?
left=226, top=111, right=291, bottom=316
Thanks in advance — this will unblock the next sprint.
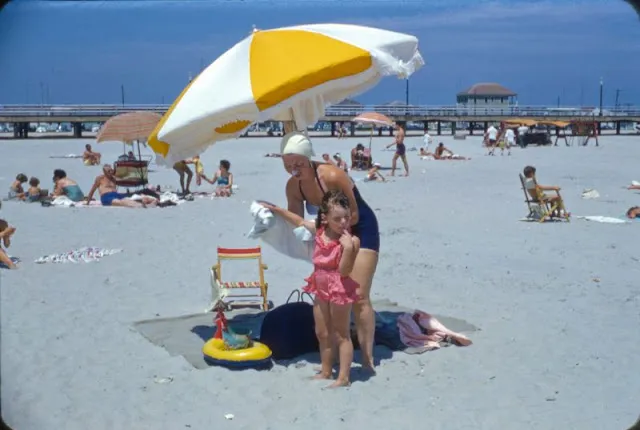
left=320, top=165, right=360, bottom=225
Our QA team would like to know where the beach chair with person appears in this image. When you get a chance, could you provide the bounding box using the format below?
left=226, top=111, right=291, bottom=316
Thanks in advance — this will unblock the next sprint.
left=520, top=165, right=570, bottom=222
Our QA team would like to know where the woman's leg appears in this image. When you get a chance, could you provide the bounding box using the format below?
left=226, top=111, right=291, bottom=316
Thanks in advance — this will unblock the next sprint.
left=313, top=298, right=333, bottom=379
left=349, top=248, right=379, bottom=370
left=329, top=302, right=353, bottom=388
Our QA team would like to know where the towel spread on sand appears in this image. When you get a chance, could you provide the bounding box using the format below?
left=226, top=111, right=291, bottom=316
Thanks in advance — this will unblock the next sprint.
left=397, top=311, right=472, bottom=352
left=132, top=299, right=479, bottom=369
left=35, top=247, right=122, bottom=264
left=247, top=201, right=314, bottom=262
left=49, top=154, right=83, bottom=159
left=0, top=257, right=20, bottom=269
left=576, top=216, right=628, bottom=224
left=581, top=189, right=600, bottom=199
left=49, top=196, right=102, bottom=207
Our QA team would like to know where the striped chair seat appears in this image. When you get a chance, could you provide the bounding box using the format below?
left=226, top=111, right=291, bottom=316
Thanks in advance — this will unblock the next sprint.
left=218, top=280, right=262, bottom=288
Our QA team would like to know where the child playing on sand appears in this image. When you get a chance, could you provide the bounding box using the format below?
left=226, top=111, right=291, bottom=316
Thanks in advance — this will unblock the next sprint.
left=523, top=165, right=570, bottom=219
left=0, top=219, right=17, bottom=269
left=262, top=190, right=360, bottom=388
left=26, top=177, right=42, bottom=202
left=189, top=155, right=207, bottom=186
left=211, top=160, right=234, bottom=197
left=8, top=174, right=28, bottom=200
left=365, top=163, right=386, bottom=182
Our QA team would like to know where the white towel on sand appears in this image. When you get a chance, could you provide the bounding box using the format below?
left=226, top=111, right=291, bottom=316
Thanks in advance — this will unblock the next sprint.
left=247, top=201, right=313, bottom=263
left=576, top=216, right=628, bottom=224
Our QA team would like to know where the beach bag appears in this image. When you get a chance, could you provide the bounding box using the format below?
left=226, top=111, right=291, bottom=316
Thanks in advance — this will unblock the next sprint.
left=259, top=290, right=318, bottom=360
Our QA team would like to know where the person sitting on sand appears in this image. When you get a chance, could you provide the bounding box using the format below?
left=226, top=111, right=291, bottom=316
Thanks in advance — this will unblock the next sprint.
left=333, top=153, right=349, bottom=172
left=26, top=177, right=42, bottom=202
left=433, top=143, right=469, bottom=160
left=626, top=207, right=640, bottom=219
left=0, top=219, right=17, bottom=269
left=52, top=169, right=85, bottom=202
left=211, top=159, right=234, bottom=197
left=365, top=163, right=386, bottom=182
left=173, top=160, right=193, bottom=195
left=322, top=153, right=335, bottom=165
left=350, top=143, right=372, bottom=170
left=8, top=173, right=28, bottom=200
left=85, top=164, right=159, bottom=208
left=83, top=144, right=101, bottom=166
left=523, top=165, right=569, bottom=219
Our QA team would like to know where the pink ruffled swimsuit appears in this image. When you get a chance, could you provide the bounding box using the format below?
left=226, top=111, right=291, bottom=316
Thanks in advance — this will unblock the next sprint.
left=303, top=228, right=359, bottom=305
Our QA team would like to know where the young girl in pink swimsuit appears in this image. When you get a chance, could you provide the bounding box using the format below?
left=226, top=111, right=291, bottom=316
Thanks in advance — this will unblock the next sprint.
left=262, top=190, right=360, bottom=388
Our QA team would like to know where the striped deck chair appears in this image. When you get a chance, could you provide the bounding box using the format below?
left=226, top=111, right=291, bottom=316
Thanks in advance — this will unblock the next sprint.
left=207, top=247, right=269, bottom=312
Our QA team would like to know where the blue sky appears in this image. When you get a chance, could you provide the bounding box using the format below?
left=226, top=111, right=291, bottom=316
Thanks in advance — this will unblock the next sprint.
left=0, top=0, right=639, bottom=107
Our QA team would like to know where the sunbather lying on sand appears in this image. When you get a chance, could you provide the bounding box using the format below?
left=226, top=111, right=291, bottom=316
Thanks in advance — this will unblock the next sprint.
left=628, top=183, right=640, bottom=190
left=364, top=163, right=386, bottom=182
left=85, top=164, right=159, bottom=208
left=627, top=207, right=640, bottom=219
left=434, top=143, right=469, bottom=160
left=264, top=153, right=282, bottom=158
left=0, top=219, right=17, bottom=269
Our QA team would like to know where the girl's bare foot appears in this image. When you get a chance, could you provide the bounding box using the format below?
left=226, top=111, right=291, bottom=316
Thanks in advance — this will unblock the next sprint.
left=310, top=372, right=332, bottom=380
left=325, top=379, right=350, bottom=389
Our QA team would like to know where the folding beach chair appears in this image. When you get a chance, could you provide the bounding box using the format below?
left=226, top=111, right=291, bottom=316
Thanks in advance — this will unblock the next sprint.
left=207, top=247, right=269, bottom=312
left=519, top=174, right=569, bottom=223
left=113, top=159, right=149, bottom=190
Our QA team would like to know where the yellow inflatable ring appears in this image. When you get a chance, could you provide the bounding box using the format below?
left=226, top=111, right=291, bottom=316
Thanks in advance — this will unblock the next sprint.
left=202, top=338, right=272, bottom=369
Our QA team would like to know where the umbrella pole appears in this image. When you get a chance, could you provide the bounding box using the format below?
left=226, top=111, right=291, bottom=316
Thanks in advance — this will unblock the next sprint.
left=369, top=127, right=373, bottom=151
left=283, top=120, right=296, bottom=134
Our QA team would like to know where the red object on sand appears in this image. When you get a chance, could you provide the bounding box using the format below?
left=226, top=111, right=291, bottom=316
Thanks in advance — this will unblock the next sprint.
left=214, top=309, right=228, bottom=339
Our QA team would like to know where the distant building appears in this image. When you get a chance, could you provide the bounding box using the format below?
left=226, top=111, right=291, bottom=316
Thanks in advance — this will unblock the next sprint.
left=456, top=83, right=517, bottom=110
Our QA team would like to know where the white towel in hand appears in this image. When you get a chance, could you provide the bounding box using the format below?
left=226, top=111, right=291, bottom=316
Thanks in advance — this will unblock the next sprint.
left=247, top=201, right=314, bottom=263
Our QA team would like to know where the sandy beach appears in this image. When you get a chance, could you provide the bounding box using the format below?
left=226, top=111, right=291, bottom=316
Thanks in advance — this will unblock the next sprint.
left=1, top=135, right=639, bottom=429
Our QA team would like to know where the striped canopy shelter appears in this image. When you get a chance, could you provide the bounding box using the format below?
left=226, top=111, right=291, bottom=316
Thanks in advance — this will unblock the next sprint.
left=96, top=111, right=162, bottom=144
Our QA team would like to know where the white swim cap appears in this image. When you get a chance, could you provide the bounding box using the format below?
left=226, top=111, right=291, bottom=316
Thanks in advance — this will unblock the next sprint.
left=280, top=132, right=315, bottom=158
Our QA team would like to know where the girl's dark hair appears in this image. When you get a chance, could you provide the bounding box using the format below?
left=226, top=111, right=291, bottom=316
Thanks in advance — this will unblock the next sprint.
left=315, top=190, right=350, bottom=229
left=0, top=219, right=7, bottom=232
left=29, top=177, right=40, bottom=187
left=220, top=159, right=230, bottom=170
left=53, top=169, right=67, bottom=180
left=16, top=173, right=27, bottom=182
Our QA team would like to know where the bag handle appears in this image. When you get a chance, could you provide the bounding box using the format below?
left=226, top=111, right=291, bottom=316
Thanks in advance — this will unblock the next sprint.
left=301, top=292, right=314, bottom=304
left=286, top=289, right=301, bottom=304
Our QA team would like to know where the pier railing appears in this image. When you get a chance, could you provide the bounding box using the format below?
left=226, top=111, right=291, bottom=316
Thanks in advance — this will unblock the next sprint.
left=1, top=104, right=639, bottom=119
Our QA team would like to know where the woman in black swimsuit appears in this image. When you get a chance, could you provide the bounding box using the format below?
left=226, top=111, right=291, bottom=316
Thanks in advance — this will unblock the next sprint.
left=277, top=128, right=380, bottom=370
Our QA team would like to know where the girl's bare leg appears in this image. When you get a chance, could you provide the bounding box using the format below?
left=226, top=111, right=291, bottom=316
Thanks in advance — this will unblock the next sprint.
left=313, top=298, right=333, bottom=379
left=327, top=303, right=353, bottom=388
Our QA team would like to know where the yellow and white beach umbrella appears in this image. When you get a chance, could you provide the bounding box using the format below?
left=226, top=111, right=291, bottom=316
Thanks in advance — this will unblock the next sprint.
left=148, top=23, right=424, bottom=164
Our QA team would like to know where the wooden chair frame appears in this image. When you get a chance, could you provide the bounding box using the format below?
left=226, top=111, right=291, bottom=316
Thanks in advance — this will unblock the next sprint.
left=207, top=246, right=269, bottom=312
left=519, top=174, right=568, bottom=223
